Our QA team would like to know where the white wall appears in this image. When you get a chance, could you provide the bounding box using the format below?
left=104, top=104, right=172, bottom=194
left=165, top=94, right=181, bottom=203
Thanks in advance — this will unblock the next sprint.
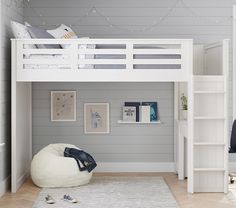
left=23, top=0, right=234, bottom=163
left=0, top=0, right=23, bottom=196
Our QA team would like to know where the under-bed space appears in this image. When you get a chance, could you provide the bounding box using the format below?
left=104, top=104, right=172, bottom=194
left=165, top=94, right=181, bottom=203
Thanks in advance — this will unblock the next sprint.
left=12, top=39, right=192, bottom=82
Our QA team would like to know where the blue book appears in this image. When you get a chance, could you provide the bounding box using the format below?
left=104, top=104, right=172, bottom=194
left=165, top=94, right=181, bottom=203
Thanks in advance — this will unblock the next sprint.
left=124, top=102, right=140, bottom=122
left=141, top=102, right=159, bottom=122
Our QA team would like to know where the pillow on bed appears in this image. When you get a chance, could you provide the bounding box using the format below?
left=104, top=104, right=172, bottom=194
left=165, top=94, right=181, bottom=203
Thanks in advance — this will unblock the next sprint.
left=27, top=26, right=61, bottom=49
left=11, top=21, right=36, bottom=49
left=11, top=21, right=31, bottom=39
left=47, top=24, right=78, bottom=49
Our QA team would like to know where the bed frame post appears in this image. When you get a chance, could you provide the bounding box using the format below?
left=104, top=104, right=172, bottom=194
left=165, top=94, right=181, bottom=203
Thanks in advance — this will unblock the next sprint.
left=11, top=40, right=32, bottom=193
left=187, top=41, right=194, bottom=194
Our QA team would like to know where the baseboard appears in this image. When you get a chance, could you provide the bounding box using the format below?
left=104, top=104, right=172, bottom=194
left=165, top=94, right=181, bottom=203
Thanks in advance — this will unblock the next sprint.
left=95, top=162, right=175, bottom=172
left=15, top=168, right=30, bottom=193
left=0, top=176, right=10, bottom=198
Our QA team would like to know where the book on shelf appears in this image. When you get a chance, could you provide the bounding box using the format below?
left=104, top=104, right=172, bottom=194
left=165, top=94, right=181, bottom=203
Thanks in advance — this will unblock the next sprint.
left=124, top=102, right=140, bottom=122
left=141, top=102, right=159, bottom=122
left=139, top=105, right=150, bottom=122
left=123, top=106, right=136, bottom=122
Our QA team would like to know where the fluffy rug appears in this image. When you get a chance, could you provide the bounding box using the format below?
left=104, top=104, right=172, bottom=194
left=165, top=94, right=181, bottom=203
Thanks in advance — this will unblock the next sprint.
left=33, top=176, right=179, bottom=208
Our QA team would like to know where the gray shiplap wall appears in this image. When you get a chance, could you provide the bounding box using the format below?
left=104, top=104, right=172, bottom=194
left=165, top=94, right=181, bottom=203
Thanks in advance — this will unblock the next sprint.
left=32, top=83, right=174, bottom=162
left=23, top=0, right=234, bottom=162
left=0, top=0, right=23, bottom=186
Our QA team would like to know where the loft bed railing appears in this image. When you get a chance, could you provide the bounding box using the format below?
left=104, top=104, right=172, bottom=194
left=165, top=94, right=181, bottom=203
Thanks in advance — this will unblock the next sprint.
left=12, top=39, right=193, bottom=82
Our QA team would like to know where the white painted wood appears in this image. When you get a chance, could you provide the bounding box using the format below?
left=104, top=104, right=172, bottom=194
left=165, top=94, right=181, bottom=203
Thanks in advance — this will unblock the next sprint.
left=194, top=168, right=226, bottom=172
left=0, top=143, right=5, bottom=153
left=11, top=41, right=32, bottom=193
left=177, top=120, right=188, bottom=180
left=194, top=91, right=225, bottom=94
left=194, top=143, right=226, bottom=146
left=12, top=39, right=192, bottom=82
left=187, top=76, right=194, bottom=193
left=223, top=39, right=229, bottom=193
left=233, top=5, right=236, bottom=119
left=191, top=40, right=229, bottom=193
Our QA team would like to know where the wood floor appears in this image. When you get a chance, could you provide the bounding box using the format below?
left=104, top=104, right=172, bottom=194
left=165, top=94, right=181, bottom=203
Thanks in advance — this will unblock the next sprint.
left=0, top=173, right=236, bottom=208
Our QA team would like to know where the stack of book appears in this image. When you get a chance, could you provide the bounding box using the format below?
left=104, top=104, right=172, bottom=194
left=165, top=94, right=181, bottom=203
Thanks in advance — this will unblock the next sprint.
left=122, top=102, right=159, bottom=122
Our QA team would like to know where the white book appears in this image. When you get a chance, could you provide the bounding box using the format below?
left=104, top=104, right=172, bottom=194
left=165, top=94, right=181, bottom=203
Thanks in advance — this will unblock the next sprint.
left=139, top=106, right=150, bottom=122
left=123, top=106, right=136, bottom=122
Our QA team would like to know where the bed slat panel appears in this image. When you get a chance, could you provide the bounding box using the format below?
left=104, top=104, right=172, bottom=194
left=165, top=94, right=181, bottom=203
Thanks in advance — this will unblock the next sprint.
left=12, top=39, right=193, bottom=82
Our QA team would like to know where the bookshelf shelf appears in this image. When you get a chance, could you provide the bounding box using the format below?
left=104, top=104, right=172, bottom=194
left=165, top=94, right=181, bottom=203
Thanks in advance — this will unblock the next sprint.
left=117, top=120, right=161, bottom=124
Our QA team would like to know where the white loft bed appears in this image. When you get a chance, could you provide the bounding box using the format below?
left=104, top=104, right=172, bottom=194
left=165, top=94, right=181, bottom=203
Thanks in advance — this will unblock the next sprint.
left=11, top=38, right=229, bottom=194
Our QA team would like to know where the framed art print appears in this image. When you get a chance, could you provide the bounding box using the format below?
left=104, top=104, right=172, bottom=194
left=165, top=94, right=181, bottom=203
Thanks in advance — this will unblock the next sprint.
left=51, top=91, right=76, bottom=121
left=84, top=103, right=110, bottom=134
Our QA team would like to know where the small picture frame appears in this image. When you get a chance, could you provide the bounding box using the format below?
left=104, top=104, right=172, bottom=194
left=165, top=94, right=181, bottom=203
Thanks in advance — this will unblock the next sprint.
left=84, top=103, right=110, bottom=134
left=123, top=106, right=136, bottom=122
left=51, top=91, right=76, bottom=121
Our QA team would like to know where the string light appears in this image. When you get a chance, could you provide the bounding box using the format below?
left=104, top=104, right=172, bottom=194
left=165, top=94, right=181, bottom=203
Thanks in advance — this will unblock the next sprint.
left=7, top=0, right=233, bottom=32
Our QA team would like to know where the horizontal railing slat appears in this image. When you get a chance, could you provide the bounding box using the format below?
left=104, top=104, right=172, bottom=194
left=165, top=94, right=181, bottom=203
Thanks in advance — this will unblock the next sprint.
left=133, top=59, right=182, bottom=64
left=77, top=49, right=127, bottom=54
left=23, top=49, right=70, bottom=54
left=23, top=59, right=70, bottom=65
left=133, top=49, right=182, bottom=55
left=78, top=59, right=126, bottom=64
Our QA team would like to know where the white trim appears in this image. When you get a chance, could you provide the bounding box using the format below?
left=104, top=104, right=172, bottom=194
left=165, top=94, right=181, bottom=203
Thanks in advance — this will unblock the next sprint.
left=0, top=176, right=10, bottom=198
left=0, top=143, right=5, bottom=152
left=15, top=168, right=30, bottom=193
left=94, top=162, right=175, bottom=172
left=233, top=5, right=236, bottom=119
left=12, top=39, right=192, bottom=82
left=229, top=162, right=236, bottom=172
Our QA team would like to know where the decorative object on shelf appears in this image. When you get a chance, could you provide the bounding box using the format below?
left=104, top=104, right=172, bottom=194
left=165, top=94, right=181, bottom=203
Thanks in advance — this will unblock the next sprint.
left=180, top=93, right=188, bottom=120
left=124, top=102, right=141, bottom=122
left=139, top=105, right=151, bottom=122
left=51, top=91, right=76, bottom=121
left=142, top=102, right=159, bottom=122
left=123, top=106, right=136, bottom=122
left=84, top=103, right=110, bottom=134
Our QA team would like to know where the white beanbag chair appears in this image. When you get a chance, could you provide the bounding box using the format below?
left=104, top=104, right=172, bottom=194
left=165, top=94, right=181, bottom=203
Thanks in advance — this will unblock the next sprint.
left=31, top=143, right=92, bottom=188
